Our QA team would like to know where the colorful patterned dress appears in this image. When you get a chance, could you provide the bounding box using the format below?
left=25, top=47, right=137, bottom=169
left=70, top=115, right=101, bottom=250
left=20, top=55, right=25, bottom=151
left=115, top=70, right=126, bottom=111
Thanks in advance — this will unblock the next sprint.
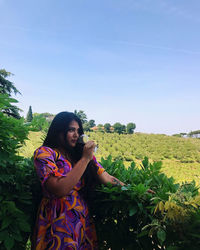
left=33, top=146, right=105, bottom=250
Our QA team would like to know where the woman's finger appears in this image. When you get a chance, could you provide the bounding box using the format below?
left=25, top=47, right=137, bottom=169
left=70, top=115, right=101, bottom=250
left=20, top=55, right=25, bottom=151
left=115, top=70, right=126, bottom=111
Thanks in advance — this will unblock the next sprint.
left=85, top=141, right=95, bottom=148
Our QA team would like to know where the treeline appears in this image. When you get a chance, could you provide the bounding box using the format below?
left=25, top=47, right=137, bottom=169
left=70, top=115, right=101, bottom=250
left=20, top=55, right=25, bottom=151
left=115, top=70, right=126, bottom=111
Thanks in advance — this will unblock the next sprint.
left=173, top=130, right=200, bottom=138
left=74, top=109, right=136, bottom=134
left=188, top=130, right=200, bottom=138
left=25, top=106, right=53, bottom=132
left=25, top=107, right=136, bottom=134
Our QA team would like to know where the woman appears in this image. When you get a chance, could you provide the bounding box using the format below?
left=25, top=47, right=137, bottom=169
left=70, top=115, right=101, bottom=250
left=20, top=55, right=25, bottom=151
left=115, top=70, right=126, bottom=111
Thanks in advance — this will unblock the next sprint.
left=33, top=111, right=124, bottom=250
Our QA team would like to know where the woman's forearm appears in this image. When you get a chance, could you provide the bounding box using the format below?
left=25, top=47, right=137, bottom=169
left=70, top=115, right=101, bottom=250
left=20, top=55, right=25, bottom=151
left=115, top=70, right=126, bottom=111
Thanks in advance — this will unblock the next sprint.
left=98, top=171, right=125, bottom=186
left=110, top=176, right=125, bottom=186
left=45, top=157, right=90, bottom=197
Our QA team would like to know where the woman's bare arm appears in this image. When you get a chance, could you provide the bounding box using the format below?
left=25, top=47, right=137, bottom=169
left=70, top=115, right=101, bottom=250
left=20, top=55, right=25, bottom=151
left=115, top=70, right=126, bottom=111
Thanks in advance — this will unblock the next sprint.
left=98, top=171, right=125, bottom=186
left=98, top=170, right=155, bottom=194
left=45, top=141, right=95, bottom=197
left=98, top=172, right=154, bottom=193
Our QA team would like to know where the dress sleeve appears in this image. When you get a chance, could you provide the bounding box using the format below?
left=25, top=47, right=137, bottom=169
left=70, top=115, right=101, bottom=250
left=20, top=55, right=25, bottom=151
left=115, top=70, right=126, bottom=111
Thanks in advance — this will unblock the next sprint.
left=34, top=146, right=66, bottom=186
left=93, top=156, right=105, bottom=175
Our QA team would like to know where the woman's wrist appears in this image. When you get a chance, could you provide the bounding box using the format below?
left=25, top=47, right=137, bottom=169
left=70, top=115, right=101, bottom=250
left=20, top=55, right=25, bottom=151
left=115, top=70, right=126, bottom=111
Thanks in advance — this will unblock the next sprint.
left=80, top=156, right=90, bottom=166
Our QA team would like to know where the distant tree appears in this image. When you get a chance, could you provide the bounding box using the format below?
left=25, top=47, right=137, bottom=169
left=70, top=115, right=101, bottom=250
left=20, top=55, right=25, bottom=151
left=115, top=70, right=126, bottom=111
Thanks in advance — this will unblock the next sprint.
left=0, top=69, right=21, bottom=119
left=188, top=130, right=200, bottom=138
left=122, top=125, right=126, bottom=133
left=104, top=123, right=111, bottom=133
left=113, top=122, right=126, bottom=134
left=180, top=133, right=187, bottom=136
left=83, top=123, right=91, bottom=132
left=83, top=119, right=96, bottom=132
left=180, top=133, right=187, bottom=137
left=172, top=134, right=182, bottom=137
left=127, top=123, right=136, bottom=134
left=40, top=112, right=54, bottom=119
left=31, top=114, right=49, bottom=131
left=33, top=112, right=54, bottom=121
left=0, top=69, right=19, bottom=95
left=74, top=110, right=87, bottom=124
left=97, top=124, right=104, bottom=132
left=88, top=119, right=96, bottom=128
left=26, top=106, right=33, bottom=122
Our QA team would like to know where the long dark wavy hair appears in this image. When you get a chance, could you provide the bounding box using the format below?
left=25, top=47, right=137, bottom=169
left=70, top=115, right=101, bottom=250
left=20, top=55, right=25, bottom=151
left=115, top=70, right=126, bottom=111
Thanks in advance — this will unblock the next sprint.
left=43, top=111, right=100, bottom=201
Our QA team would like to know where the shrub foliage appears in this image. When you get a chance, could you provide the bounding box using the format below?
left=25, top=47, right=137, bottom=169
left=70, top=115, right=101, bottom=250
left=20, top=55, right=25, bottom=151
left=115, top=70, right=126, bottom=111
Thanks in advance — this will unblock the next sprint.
left=90, top=156, right=200, bottom=249
left=0, top=93, right=39, bottom=249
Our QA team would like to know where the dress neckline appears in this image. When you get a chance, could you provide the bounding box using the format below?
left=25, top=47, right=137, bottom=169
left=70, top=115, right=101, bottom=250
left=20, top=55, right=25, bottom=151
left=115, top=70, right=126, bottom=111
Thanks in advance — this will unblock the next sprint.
left=54, top=148, right=73, bottom=167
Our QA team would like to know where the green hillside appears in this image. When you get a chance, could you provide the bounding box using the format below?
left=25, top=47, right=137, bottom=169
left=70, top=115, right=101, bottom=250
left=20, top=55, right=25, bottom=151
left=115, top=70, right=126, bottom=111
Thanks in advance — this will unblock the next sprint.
left=19, top=131, right=200, bottom=184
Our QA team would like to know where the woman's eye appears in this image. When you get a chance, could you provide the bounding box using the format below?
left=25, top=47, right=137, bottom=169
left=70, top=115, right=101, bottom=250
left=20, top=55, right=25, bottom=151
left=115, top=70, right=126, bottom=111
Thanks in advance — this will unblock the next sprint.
left=68, top=127, right=80, bottom=133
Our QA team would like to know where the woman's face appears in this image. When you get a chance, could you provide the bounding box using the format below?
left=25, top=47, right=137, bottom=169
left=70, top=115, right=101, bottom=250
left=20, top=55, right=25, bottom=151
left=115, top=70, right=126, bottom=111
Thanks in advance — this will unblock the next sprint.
left=66, top=120, right=80, bottom=148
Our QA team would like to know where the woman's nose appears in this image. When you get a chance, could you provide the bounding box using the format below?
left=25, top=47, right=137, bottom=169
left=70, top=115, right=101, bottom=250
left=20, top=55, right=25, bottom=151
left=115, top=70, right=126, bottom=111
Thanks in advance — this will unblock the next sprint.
left=74, top=130, right=79, bottom=137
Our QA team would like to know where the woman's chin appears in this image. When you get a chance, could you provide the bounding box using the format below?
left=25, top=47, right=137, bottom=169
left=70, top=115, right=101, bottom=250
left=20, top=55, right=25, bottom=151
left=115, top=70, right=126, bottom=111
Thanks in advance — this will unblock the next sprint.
left=69, top=143, right=76, bottom=148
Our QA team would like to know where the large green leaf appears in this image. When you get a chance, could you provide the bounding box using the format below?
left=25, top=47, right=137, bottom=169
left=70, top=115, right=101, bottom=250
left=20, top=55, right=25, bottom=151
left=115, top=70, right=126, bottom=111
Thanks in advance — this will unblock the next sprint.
left=4, top=237, right=14, bottom=250
left=157, top=229, right=166, bottom=245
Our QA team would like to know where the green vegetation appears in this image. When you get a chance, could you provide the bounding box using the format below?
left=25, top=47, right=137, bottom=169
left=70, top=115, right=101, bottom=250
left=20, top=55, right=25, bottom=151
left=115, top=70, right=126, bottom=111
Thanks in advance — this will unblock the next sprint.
left=188, top=129, right=200, bottom=138
left=74, top=109, right=87, bottom=124
left=18, top=131, right=43, bottom=158
left=74, top=109, right=136, bottom=134
left=30, top=114, right=50, bottom=132
left=127, top=122, right=136, bottom=134
left=19, top=131, right=200, bottom=184
left=104, top=123, right=111, bottom=133
left=92, top=157, right=200, bottom=249
left=0, top=69, right=21, bottom=119
left=113, top=122, right=126, bottom=134
left=88, top=132, right=200, bottom=184
left=26, top=106, right=33, bottom=122
left=0, top=86, right=34, bottom=249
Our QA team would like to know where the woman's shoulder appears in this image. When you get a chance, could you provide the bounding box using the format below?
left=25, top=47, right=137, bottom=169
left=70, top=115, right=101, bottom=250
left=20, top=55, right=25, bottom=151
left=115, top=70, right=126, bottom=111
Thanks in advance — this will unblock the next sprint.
left=34, top=145, right=56, bottom=159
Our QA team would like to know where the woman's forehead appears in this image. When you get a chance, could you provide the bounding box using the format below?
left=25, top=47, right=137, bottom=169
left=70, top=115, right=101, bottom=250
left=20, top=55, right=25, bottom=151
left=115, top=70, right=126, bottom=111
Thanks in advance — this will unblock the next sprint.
left=69, top=120, right=79, bottom=128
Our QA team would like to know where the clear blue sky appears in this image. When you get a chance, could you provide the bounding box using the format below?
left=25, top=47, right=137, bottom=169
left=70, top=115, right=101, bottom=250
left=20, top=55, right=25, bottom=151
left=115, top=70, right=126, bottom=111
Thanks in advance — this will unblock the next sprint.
left=1, top=0, right=200, bottom=135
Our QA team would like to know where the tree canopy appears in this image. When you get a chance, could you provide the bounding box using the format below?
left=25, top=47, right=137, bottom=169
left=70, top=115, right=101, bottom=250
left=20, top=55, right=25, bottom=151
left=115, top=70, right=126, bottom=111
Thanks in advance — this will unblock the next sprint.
left=104, top=123, right=111, bottom=133
left=74, top=110, right=87, bottom=124
left=113, top=122, right=126, bottom=134
left=0, top=74, right=32, bottom=249
left=0, top=69, right=21, bottom=119
left=30, top=113, right=50, bottom=131
left=26, top=106, right=33, bottom=122
left=127, top=122, right=136, bottom=134
left=88, top=119, right=96, bottom=128
left=0, top=69, right=20, bottom=95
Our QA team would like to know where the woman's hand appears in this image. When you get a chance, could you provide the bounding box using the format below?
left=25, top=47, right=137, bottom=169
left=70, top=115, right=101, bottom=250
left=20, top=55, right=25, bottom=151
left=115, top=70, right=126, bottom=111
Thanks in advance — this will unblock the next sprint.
left=45, top=142, right=96, bottom=197
left=82, top=141, right=96, bottom=161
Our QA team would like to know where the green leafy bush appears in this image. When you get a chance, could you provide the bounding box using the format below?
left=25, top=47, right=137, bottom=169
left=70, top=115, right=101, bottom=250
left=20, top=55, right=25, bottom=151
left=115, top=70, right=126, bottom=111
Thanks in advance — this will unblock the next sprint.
left=89, top=156, right=200, bottom=249
left=29, top=114, right=50, bottom=132
left=0, top=93, right=40, bottom=250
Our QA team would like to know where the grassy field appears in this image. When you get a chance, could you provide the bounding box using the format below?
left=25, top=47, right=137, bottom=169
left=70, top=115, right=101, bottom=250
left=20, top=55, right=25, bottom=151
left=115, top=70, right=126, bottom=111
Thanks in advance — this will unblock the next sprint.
left=19, top=131, right=200, bottom=184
